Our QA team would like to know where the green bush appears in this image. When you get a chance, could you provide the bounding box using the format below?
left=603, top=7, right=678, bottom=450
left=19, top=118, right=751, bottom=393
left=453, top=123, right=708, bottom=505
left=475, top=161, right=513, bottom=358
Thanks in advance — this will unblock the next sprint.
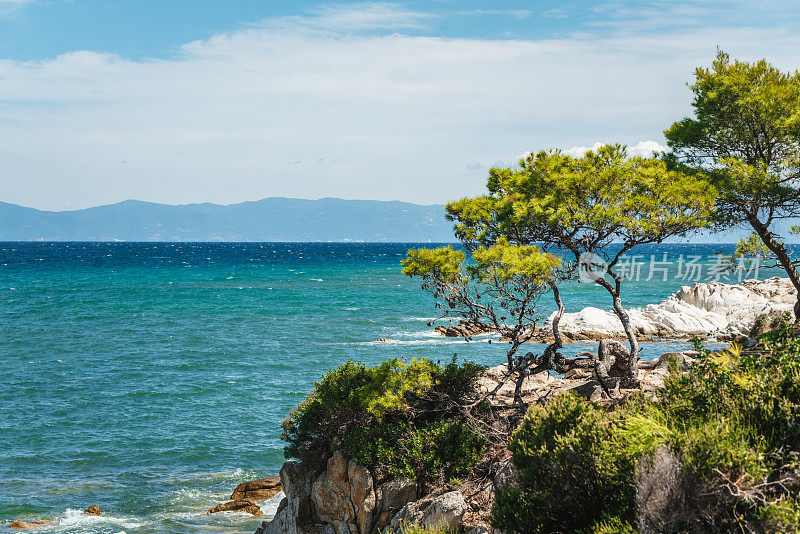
left=492, top=322, right=800, bottom=533
left=388, top=419, right=485, bottom=488
left=492, top=394, right=635, bottom=533
left=281, top=357, right=486, bottom=490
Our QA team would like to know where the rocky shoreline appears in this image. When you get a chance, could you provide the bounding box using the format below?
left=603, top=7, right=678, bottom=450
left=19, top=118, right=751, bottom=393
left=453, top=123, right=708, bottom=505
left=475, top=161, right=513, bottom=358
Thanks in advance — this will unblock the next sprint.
left=436, top=278, right=795, bottom=342
left=252, top=349, right=699, bottom=534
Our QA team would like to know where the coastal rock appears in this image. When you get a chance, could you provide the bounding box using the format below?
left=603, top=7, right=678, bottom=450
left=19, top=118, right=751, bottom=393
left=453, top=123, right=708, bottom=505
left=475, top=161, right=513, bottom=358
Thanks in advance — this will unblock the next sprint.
left=540, top=278, right=796, bottom=341
left=478, top=351, right=694, bottom=406
left=8, top=520, right=55, bottom=529
left=435, top=320, right=494, bottom=337
left=387, top=491, right=468, bottom=533
left=256, top=455, right=422, bottom=534
left=372, top=478, right=417, bottom=532
left=257, top=460, right=321, bottom=534
left=83, top=505, right=101, bottom=516
left=435, top=279, right=795, bottom=342
left=231, top=477, right=282, bottom=501
left=311, top=451, right=376, bottom=534
left=207, top=499, right=263, bottom=516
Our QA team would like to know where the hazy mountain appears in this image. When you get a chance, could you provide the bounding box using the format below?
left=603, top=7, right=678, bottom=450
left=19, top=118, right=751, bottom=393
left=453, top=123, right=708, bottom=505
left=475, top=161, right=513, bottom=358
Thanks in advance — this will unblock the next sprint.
left=0, top=197, right=458, bottom=242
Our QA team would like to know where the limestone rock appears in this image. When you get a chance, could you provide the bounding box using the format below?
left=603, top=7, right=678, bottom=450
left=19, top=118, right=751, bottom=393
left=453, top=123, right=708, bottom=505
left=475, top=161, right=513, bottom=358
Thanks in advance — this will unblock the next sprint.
left=544, top=278, right=795, bottom=341
left=311, top=451, right=376, bottom=534
left=387, top=491, right=468, bottom=533
left=83, top=505, right=101, bottom=516
left=373, top=478, right=417, bottom=532
left=258, top=460, right=321, bottom=534
left=231, top=477, right=282, bottom=501
left=207, top=499, right=262, bottom=516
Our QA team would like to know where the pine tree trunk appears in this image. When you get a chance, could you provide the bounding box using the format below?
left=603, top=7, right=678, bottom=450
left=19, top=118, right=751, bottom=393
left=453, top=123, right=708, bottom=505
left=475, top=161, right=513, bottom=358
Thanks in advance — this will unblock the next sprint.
left=748, top=214, right=800, bottom=322
left=611, top=294, right=640, bottom=379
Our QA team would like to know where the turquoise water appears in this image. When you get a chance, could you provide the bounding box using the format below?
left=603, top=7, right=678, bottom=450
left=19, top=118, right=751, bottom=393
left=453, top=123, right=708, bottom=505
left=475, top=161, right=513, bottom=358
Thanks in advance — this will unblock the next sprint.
left=0, top=242, right=779, bottom=533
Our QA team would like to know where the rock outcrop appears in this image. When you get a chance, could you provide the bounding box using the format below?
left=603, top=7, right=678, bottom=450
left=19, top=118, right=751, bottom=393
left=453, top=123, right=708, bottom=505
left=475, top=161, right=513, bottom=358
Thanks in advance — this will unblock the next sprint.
left=231, top=477, right=282, bottom=501
left=549, top=278, right=795, bottom=341
left=207, top=499, right=263, bottom=516
left=477, top=351, right=694, bottom=407
left=83, top=505, right=101, bottom=516
left=8, top=520, right=54, bottom=529
left=255, top=452, right=428, bottom=534
left=434, top=278, right=796, bottom=342
left=387, top=491, right=468, bottom=533
left=435, top=320, right=494, bottom=338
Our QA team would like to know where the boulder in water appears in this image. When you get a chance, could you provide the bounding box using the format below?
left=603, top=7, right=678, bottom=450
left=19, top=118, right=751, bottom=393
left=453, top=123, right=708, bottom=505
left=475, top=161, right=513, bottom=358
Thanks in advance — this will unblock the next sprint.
left=83, top=505, right=101, bottom=516
left=230, top=477, right=282, bottom=501
left=206, top=499, right=263, bottom=516
left=8, top=520, right=55, bottom=529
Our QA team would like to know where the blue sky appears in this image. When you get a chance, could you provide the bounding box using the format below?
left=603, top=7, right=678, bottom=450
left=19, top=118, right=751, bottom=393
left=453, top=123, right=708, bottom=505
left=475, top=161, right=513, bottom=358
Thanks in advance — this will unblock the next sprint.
left=2, top=1, right=799, bottom=61
left=2, top=1, right=800, bottom=210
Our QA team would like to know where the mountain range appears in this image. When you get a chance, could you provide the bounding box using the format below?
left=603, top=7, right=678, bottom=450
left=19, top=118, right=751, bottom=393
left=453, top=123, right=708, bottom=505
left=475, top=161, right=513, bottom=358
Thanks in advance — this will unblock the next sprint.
left=0, top=197, right=457, bottom=242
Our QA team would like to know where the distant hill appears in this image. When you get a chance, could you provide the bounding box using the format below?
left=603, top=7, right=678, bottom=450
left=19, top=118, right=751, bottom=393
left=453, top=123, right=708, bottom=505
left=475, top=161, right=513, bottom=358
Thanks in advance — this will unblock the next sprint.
left=0, top=198, right=458, bottom=242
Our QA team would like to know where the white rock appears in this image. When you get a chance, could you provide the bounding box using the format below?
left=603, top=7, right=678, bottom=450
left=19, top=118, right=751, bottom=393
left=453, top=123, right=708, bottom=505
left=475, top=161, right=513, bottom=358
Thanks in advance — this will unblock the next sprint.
left=387, top=491, right=468, bottom=533
left=546, top=278, right=795, bottom=340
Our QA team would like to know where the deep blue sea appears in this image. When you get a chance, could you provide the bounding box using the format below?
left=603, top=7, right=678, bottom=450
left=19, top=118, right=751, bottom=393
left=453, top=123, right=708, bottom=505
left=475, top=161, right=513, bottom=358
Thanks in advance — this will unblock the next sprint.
left=0, top=242, right=782, bottom=534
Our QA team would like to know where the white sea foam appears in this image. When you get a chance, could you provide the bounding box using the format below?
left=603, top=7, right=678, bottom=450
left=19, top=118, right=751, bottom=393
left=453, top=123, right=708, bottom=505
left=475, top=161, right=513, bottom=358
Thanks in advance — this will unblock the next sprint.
left=45, top=508, right=146, bottom=531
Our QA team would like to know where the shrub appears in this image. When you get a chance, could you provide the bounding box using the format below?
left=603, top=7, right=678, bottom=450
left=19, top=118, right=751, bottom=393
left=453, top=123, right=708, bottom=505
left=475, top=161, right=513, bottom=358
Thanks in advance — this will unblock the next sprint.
left=281, top=357, right=486, bottom=490
left=388, top=419, right=485, bottom=488
left=491, top=394, right=634, bottom=533
left=492, top=322, right=800, bottom=533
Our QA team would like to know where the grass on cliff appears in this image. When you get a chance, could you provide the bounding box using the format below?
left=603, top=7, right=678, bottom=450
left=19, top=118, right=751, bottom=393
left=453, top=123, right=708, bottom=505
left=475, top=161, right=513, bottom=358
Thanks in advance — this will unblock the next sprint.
left=281, top=356, right=487, bottom=491
left=493, top=322, right=800, bottom=534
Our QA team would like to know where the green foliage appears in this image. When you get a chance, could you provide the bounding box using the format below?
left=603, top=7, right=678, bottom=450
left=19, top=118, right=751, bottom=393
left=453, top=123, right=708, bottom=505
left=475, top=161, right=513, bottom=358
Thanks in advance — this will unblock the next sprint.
left=590, top=517, right=636, bottom=534
left=665, top=49, right=800, bottom=173
left=735, top=232, right=773, bottom=258
left=387, top=419, right=485, bottom=488
left=403, top=240, right=560, bottom=290
left=666, top=50, right=800, bottom=289
left=446, top=144, right=716, bottom=255
left=401, top=246, right=466, bottom=283
left=281, top=357, right=486, bottom=491
left=492, top=324, right=800, bottom=533
left=492, top=394, right=635, bottom=533
left=402, top=240, right=561, bottom=348
left=470, top=237, right=561, bottom=283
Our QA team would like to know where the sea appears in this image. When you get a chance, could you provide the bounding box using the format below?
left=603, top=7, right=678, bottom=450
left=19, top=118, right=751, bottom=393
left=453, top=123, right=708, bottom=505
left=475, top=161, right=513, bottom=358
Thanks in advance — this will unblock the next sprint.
left=0, top=242, right=784, bottom=534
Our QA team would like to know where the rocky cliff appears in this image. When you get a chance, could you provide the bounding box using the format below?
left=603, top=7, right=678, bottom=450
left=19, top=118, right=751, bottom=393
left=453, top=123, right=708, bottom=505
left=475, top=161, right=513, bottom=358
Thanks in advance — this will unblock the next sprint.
left=255, top=451, right=476, bottom=534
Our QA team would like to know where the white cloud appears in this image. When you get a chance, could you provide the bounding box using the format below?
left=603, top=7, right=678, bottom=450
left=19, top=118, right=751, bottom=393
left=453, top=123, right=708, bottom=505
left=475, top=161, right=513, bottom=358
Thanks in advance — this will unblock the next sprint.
left=1, top=4, right=800, bottom=210
left=564, top=140, right=667, bottom=158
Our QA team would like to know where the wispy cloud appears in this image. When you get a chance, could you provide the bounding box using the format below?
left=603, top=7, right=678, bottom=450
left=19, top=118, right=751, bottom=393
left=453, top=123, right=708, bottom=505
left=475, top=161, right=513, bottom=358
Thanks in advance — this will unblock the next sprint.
left=0, top=0, right=35, bottom=18
left=251, top=2, right=435, bottom=33
left=456, top=9, right=534, bottom=19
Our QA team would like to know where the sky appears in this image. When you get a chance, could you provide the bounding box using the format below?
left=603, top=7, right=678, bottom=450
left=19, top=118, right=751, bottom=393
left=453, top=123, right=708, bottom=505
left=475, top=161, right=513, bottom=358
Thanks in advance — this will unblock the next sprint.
left=2, top=1, right=800, bottom=211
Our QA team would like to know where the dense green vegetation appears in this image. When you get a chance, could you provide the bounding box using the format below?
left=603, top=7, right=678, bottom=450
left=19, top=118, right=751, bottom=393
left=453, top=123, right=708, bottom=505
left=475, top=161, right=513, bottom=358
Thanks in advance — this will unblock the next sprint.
left=281, top=357, right=487, bottom=490
left=492, top=322, right=800, bottom=533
